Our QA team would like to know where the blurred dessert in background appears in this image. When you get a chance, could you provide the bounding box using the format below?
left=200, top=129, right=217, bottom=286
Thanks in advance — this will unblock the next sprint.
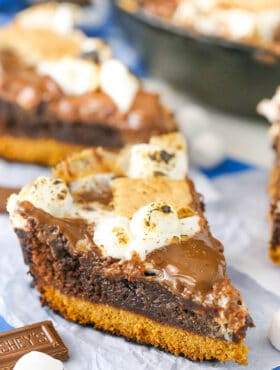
left=129, top=0, right=280, bottom=52
left=258, top=88, right=280, bottom=265
left=0, top=2, right=176, bottom=166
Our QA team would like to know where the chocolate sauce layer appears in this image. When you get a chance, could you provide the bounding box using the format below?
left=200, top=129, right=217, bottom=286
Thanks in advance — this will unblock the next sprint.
left=0, top=49, right=176, bottom=147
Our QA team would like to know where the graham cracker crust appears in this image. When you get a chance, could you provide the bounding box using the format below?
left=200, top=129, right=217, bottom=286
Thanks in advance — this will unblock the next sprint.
left=0, top=135, right=83, bottom=166
left=40, top=285, right=248, bottom=365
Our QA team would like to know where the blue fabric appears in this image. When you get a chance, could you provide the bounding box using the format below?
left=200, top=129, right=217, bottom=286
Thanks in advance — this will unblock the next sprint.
left=0, top=316, right=13, bottom=331
left=200, top=157, right=256, bottom=179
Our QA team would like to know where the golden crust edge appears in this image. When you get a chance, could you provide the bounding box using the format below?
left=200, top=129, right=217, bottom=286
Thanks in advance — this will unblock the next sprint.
left=41, top=285, right=248, bottom=365
left=0, top=135, right=84, bottom=166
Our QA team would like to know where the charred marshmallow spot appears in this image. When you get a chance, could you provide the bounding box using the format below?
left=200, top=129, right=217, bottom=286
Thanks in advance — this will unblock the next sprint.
left=128, top=144, right=188, bottom=179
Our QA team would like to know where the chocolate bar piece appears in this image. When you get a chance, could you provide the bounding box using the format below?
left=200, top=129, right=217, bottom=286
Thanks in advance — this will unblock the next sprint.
left=0, top=320, right=69, bottom=370
left=0, top=187, right=19, bottom=214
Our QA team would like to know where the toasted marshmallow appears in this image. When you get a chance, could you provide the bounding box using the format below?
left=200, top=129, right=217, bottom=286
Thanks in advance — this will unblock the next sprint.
left=93, top=202, right=201, bottom=260
left=15, top=3, right=80, bottom=35
left=37, top=57, right=100, bottom=95
left=100, top=59, right=139, bottom=113
left=14, top=351, right=63, bottom=370
left=94, top=216, right=131, bottom=259
left=127, top=143, right=188, bottom=179
left=7, top=177, right=73, bottom=228
left=268, top=309, right=280, bottom=351
left=128, top=202, right=181, bottom=259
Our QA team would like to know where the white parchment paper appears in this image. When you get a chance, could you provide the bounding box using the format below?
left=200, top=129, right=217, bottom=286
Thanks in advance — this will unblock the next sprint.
left=0, top=163, right=280, bottom=369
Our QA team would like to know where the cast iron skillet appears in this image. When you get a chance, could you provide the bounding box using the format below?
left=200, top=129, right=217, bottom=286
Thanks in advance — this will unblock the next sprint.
left=113, top=1, right=280, bottom=116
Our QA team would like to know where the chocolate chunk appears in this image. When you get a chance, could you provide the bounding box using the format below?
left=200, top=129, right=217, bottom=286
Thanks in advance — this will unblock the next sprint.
left=0, top=187, right=19, bottom=214
left=0, top=320, right=69, bottom=369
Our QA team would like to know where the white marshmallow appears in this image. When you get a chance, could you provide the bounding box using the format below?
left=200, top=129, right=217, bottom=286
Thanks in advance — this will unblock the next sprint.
left=37, top=57, right=100, bottom=95
left=191, top=131, right=225, bottom=169
left=100, top=59, right=139, bottom=113
left=268, top=309, right=280, bottom=351
left=128, top=143, right=188, bottom=179
left=7, top=177, right=73, bottom=226
left=128, top=203, right=180, bottom=259
left=14, top=351, right=63, bottom=370
left=93, top=202, right=201, bottom=260
left=94, top=216, right=131, bottom=259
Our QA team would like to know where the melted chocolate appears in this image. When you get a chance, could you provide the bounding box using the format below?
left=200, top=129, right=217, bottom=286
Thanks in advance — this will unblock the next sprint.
left=17, top=201, right=97, bottom=253
left=147, top=232, right=226, bottom=295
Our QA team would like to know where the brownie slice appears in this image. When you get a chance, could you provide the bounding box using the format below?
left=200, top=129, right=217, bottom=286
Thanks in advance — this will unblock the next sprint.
left=0, top=4, right=176, bottom=166
left=7, top=133, right=253, bottom=365
left=258, top=89, right=280, bottom=264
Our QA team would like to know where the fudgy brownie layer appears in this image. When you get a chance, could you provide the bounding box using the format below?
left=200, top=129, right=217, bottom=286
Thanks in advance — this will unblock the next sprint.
left=15, top=221, right=252, bottom=344
left=0, top=99, right=123, bottom=147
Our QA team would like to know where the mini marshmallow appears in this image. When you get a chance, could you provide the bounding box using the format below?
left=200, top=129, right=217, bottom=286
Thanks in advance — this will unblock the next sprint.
left=37, top=57, right=100, bottom=95
left=14, top=351, right=63, bottom=370
left=191, top=131, right=225, bottom=169
left=94, top=216, right=131, bottom=259
left=7, top=177, right=73, bottom=223
left=127, top=143, right=188, bottom=179
left=128, top=202, right=181, bottom=259
left=100, top=59, right=139, bottom=113
left=268, top=309, right=280, bottom=351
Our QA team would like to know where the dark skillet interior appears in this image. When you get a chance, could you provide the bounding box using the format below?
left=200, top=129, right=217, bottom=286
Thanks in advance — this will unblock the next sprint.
left=113, top=2, right=280, bottom=117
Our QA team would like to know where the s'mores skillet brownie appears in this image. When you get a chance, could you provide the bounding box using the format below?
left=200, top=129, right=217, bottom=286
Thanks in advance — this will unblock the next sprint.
left=258, top=88, right=280, bottom=264
left=0, top=3, right=176, bottom=166
left=7, top=132, right=254, bottom=365
left=135, top=0, right=280, bottom=50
